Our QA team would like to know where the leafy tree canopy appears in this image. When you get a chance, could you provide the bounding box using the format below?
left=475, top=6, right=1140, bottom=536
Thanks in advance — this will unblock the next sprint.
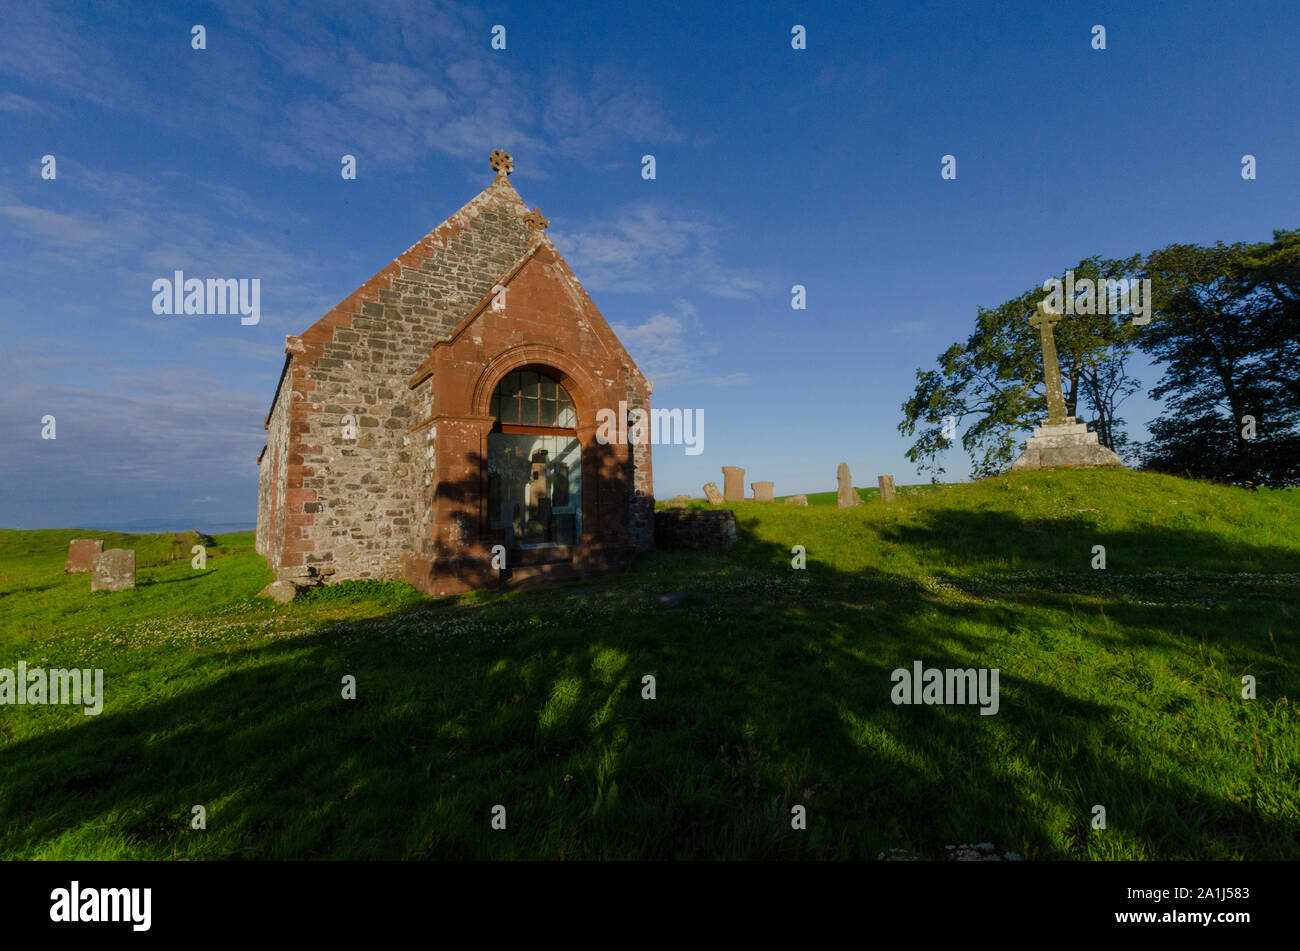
left=899, top=256, right=1141, bottom=478
left=1139, top=230, right=1300, bottom=486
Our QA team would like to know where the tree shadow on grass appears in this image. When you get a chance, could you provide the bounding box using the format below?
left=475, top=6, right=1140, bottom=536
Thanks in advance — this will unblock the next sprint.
left=874, top=507, right=1300, bottom=575
left=0, top=504, right=1296, bottom=860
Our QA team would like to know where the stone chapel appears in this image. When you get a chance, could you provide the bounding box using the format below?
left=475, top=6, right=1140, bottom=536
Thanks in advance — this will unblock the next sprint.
left=256, top=151, right=655, bottom=596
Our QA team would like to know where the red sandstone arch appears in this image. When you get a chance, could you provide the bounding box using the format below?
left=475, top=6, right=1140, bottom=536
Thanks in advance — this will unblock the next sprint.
left=471, top=344, right=601, bottom=429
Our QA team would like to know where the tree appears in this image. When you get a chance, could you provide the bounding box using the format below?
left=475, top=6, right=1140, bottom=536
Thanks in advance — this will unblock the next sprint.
left=899, top=256, right=1142, bottom=478
left=1137, top=231, right=1300, bottom=486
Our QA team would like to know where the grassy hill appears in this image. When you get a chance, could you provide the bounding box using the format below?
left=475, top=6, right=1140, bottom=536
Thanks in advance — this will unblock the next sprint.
left=785, top=482, right=948, bottom=506
left=0, top=469, right=1296, bottom=859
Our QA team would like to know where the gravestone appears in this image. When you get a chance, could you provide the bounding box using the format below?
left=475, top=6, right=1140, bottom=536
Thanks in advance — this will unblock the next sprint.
left=878, top=475, right=896, bottom=502
left=664, top=494, right=692, bottom=509
left=1011, top=303, right=1124, bottom=470
left=91, top=549, right=135, bottom=592
left=65, top=539, right=103, bottom=573
left=837, top=462, right=861, bottom=508
left=721, top=466, right=745, bottom=501
left=702, top=482, right=725, bottom=505
left=785, top=494, right=808, bottom=506
left=751, top=481, right=774, bottom=502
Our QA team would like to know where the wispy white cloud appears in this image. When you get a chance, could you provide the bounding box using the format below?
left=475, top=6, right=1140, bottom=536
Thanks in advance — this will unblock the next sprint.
left=613, top=305, right=749, bottom=390
left=0, top=91, right=43, bottom=113
left=190, top=336, right=288, bottom=363
left=0, top=346, right=265, bottom=525
left=0, top=1, right=148, bottom=110
left=695, top=372, right=751, bottom=386
left=555, top=203, right=768, bottom=299
left=543, top=69, right=684, bottom=160
left=0, top=0, right=680, bottom=176
left=0, top=203, right=115, bottom=249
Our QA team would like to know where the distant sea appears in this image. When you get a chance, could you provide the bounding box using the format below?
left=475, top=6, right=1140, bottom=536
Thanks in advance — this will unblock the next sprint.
left=71, top=518, right=257, bottom=535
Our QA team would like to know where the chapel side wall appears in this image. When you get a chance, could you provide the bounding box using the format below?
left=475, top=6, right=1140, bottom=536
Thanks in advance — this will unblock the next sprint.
left=413, top=381, right=437, bottom=561
left=626, top=373, right=655, bottom=551
left=256, top=366, right=292, bottom=568
left=285, top=189, right=534, bottom=582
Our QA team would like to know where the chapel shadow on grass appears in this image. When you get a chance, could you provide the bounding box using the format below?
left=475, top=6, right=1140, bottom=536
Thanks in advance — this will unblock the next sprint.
left=2, top=477, right=1297, bottom=860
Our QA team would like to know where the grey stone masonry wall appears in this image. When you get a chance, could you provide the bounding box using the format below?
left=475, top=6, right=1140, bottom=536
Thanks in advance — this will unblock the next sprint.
left=284, top=182, right=535, bottom=582
left=654, top=509, right=738, bottom=553
left=256, top=365, right=291, bottom=565
left=626, top=371, right=655, bottom=551
left=413, top=385, right=438, bottom=561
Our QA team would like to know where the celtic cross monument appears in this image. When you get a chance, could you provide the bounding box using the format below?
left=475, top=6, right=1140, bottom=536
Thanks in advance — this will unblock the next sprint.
left=1010, top=302, right=1124, bottom=471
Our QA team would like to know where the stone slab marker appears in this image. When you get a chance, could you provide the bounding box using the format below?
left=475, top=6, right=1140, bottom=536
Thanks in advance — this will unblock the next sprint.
left=664, top=494, right=692, bottom=509
left=837, top=462, right=861, bottom=508
left=91, top=549, right=135, bottom=592
left=784, top=494, right=808, bottom=506
left=65, top=539, right=103, bottom=573
left=702, top=482, right=725, bottom=505
left=721, top=466, right=745, bottom=502
left=751, top=481, right=774, bottom=502
left=878, top=475, right=896, bottom=502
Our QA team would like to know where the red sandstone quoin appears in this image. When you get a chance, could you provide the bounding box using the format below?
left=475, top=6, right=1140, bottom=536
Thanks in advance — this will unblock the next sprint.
left=256, top=152, right=655, bottom=596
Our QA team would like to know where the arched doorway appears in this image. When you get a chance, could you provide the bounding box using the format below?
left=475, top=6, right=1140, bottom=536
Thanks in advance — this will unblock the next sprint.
left=485, top=367, right=582, bottom=552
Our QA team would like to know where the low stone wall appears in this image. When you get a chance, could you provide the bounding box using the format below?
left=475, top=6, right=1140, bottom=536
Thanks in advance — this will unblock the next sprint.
left=654, top=509, right=738, bottom=553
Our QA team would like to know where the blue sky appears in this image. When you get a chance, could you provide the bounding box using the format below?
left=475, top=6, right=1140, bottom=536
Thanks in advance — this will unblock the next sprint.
left=2, top=0, right=1297, bottom=528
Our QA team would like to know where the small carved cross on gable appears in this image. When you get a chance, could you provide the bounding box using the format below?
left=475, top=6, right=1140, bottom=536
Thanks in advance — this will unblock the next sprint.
left=490, top=149, right=514, bottom=179
left=523, top=207, right=550, bottom=233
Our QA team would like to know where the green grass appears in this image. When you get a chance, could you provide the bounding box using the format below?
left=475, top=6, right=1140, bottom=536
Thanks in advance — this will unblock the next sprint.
left=1, top=469, right=1296, bottom=859
left=791, top=482, right=949, bottom=506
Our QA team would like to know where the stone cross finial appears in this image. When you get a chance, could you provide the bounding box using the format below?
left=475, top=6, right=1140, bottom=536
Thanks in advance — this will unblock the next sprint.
left=523, top=207, right=550, bottom=233
left=1029, top=301, right=1069, bottom=425
left=490, top=149, right=514, bottom=180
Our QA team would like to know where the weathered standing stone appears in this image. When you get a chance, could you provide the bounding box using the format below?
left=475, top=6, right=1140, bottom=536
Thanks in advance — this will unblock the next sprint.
left=784, top=494, right=808, bottom=506
left=664, top=494, right=692, bottom=509
left=878, top=475, right=896, bottom=502
left=837, top=462, right=861, bottom=508
left=751, top=481, right=774, bottom=502
left=702, top=482, right=725, bottom=505
left=91, top=549, right=135, bottom=592
left=65, top=539, right=103, bottom=573
left=721, top=466, right=745, bottom=501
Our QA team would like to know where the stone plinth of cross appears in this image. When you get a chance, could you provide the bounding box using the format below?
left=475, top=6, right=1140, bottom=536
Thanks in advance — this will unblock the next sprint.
left=1029, top=302, right=1069, bottom=425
